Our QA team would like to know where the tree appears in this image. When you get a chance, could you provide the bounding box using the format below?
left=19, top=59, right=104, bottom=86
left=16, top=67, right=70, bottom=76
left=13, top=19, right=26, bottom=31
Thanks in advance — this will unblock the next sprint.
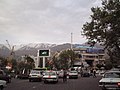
left=24, top=55, right=35, bottom=69
left=17, top=55, right=35, bottom=74
left=0, top=57, right=7, bottom=67
left=52, top=55, right=61, bottom=70
left=52, top=50, right=78, bottom=70
left=82, top=0, right=120, bottom=66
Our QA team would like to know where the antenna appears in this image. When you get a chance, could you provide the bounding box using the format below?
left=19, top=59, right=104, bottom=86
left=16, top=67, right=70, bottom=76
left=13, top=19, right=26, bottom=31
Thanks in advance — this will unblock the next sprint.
left=71, top=33, right=73, bottom=50
left=6, top=40, right=12, bottom=50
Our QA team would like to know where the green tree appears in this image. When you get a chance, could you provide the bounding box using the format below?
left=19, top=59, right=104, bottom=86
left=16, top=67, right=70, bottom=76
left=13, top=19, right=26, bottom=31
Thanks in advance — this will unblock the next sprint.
left=24, top=55, right=35, bottom=69
left=52, top=55, right=61, bottom=70
left=52, top=50, right=78, bottom=69
left=0, top=57, right=7, bottom=67
left=11, top=59, right=17, bottom=72
left=82, top=0, right=120, bottom=66
left=17, top=55, right=35, bottom=74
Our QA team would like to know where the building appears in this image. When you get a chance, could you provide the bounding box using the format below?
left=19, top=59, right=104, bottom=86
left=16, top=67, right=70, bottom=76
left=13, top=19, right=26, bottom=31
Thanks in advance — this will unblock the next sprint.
left=73, top=45, right=105, bottom=67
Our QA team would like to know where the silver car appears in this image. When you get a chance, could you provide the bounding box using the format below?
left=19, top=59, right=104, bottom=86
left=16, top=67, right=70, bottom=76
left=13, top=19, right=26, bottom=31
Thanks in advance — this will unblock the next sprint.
left=29, top=70, right=43, bottom=82
left=99, top=70, right=120, bottom=90
left=43, top=71, right=58, bottom=84
left=68, top=71, right=78, bottom=79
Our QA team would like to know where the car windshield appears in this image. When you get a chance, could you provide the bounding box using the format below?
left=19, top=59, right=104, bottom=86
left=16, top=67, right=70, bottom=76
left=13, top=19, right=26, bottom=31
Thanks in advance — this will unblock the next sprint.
left=45, top=72, right=56, bottom=75
left=30, top=70, right=40, bottom=74
left=104, top=72, right=120, bottom=78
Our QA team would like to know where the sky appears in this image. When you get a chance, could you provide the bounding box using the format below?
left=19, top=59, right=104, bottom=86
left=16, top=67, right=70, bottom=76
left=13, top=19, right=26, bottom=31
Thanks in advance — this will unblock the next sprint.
left=0, top=0, right=102, bottom=45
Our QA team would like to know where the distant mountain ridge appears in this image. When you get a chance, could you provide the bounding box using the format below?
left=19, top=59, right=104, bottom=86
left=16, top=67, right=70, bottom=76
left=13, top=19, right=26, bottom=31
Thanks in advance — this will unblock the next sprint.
left=0, top=44, right=10, bottom=57
left=15, top=43, right=56, bottom=51
left=0, top=43, right=103, bottom=57
left=0, top=43, right=71, bottom=57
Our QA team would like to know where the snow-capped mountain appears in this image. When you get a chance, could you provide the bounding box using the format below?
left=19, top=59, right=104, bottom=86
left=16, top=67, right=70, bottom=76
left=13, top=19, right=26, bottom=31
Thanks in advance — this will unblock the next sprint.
left=0, top=44, right=10, bottom=57
left=15, top=43, right=57, bottom=51
left=0, top=43, right=57, bottom=57
left=0, top=43, right=104, bottom=57
left=14, top=43, right=70, bottom=56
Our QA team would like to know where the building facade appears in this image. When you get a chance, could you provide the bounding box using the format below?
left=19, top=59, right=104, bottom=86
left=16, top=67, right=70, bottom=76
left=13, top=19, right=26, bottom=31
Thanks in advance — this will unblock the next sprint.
left=73, top=45, right=105, bottom=67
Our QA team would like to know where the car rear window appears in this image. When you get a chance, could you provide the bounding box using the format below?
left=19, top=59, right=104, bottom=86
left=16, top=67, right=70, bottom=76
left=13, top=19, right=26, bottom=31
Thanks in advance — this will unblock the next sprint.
left=45, top=72, right=56, bottom=75
left=104, top=72, right=120, bottom=78
left=30, top=70, right=40, bottom=74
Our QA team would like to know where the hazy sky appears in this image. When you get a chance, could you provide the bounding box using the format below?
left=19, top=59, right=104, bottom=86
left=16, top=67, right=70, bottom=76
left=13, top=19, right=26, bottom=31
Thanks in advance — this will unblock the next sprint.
left=0, top=0, right=101, bottom=45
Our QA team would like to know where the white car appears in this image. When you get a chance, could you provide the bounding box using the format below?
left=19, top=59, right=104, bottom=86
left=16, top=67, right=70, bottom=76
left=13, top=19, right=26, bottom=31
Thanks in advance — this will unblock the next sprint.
left=29, top=70, right=43, bottom=82
left=0, top=80, right=7, bottom=90
left=68, top=71, right=78, bottom=79
left=99, top=70, right=120, bottom=90
left=43, top=71, right=58, bottom=83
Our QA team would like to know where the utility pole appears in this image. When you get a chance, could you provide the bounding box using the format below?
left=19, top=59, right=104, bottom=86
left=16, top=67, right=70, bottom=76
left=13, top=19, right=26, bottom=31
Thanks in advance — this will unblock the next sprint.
left=71, top=32, right=73, bottom=50
left=70, top=33, right=73, bottom=67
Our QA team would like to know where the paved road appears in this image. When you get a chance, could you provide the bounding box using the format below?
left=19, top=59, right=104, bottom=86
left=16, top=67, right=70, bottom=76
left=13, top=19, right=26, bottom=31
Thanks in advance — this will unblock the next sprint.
left=4, top=77, right=102, bottom=90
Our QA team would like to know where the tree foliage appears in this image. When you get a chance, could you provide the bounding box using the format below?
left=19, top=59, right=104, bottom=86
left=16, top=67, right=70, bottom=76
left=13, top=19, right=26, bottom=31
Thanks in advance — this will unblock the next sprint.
left=17, top=55, right=35, bottom=74
left=0, top=57, right=7, bottom=67
left=82, top=0, right=120, bottom=65
left=52, top=50, right=78, bottom=69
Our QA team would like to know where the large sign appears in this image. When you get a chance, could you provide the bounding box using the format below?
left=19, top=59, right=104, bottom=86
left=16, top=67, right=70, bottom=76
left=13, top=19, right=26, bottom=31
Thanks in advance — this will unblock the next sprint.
left=38, top=49, right=50, bottom=57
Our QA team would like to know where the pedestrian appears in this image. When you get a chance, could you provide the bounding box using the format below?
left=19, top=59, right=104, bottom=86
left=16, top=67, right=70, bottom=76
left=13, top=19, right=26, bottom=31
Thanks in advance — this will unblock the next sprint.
left=80, top=68, right=83, bottom=77
left=63, top=69, right=67, bottom=82
left=93, top=69, right=96, bottom=78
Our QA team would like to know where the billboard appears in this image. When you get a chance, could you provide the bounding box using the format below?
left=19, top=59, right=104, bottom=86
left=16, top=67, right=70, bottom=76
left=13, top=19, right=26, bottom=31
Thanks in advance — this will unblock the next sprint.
left=38, top=49, right=50, bottom=57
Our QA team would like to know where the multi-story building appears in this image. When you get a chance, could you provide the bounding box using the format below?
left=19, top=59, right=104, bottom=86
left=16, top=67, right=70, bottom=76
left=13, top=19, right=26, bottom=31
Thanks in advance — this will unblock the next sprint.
left=73, top=45, right=105, bottom=67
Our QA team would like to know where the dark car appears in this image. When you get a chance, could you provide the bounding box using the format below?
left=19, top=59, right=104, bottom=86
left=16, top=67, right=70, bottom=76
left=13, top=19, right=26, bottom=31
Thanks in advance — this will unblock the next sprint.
left=82, top=70, right=90, bottom=77
left=0, top=70, right=11, bottom=83
left=17, top=74, right=29, bottom=79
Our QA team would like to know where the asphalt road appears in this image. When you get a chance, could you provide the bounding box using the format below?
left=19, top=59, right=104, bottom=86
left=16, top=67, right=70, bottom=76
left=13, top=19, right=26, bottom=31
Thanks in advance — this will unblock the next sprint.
left=4, top=77, right=102, bottom=90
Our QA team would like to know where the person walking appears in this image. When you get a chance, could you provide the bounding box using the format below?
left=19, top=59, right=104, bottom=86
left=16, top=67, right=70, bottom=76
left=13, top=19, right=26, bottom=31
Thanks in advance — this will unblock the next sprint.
left=63, top=69, right=67, bottom=82
left=80, top=68, right=83, bottom=77
left=93, top=69, right=96, bottom=78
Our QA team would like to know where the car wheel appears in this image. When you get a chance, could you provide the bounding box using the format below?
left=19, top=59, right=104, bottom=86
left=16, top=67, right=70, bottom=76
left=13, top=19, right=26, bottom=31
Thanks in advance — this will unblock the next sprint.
left=102, top=87, right=107, bottom=90
left=55, top=80, right=58, bottom=83
left=29, top=79, right=31, bottom=82
left=0, top=85, right=3, bottom=90
left=39, top=79, right=42, bottom=82
left=44, top=81, right=47, bottom=84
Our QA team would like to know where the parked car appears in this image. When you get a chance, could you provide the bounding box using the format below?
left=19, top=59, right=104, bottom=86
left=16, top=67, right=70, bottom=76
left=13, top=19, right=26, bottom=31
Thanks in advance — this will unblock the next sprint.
left=68, top=71, right=78, bottom=79
left=82, top=70, right=90, bottom=77
left=17, top=68, right=29, bottom=79
left=43, top=71, right=58, bottom=84
left=99, top=70, right=120, bottom=90
left=96, top=70, right=106, bottom=76
left=29, top=70, right=43, bottom=82
left=0, top=80, right=7, bottom=90
left=0, top=70, right=11, bottom=83
left=17, top=74, right=29, bottom=79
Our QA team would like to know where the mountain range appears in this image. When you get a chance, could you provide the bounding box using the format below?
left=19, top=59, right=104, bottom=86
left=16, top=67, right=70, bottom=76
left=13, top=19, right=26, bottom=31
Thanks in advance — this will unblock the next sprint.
left=0, top=43, right=103, bottom=57
left=0, top=43, right=72, bottom=57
